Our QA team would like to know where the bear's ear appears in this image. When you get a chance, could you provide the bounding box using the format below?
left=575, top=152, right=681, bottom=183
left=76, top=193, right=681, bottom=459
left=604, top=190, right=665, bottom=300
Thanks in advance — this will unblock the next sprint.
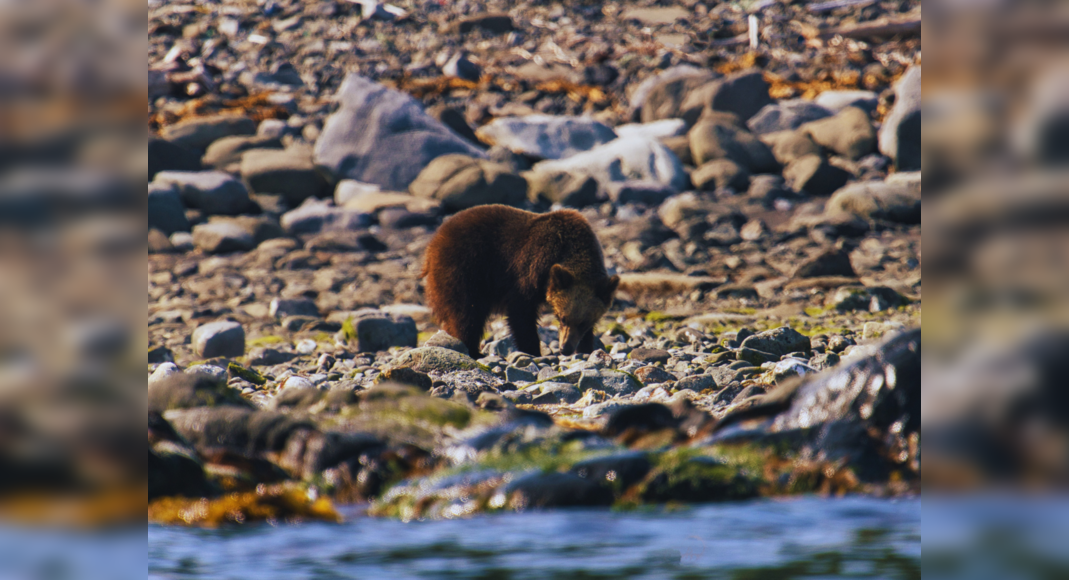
left=550, top=264, right=574, bottom=290
left=600, top=275, right=620, bottom=302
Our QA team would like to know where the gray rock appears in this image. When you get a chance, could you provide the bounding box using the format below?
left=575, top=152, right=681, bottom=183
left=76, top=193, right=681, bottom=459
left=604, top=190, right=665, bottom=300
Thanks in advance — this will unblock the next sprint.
left=474, top=115, right=618, bottom=160
left=206, top=215, right=285, bottom=245
left=408, top=154, right=526, bottom=211
left=185, top=364, right=227, bottom=382
left=801, top=106, right=877, bottom=160
left=442, top=53, right=481, bottom=81
left=783, top=154, right=852, bottom=196
left=243, top=63, right=304, bottom=91
left=747, top=100, right=833, bottom=135
left=280, top=199, right=373, bottom=234
left=257, top=119, right=290, bottom=140
left=583, top=400, right=630, bottom=419
left=191, top=221, right=256, bottom=253
left=633, top=65, right=716, bottom=123
left=815, top=90, right=879, bottom=114
left=809, top=351, right=841, bottom=370
left=793, top=247, right=856, bottom=278
left=524, top=171, right=599, bottom=207
left=577, top=369, right=643, bottom=395
left=148, top=137, right=202, bottom=180
left=740, top=326, right=810, bottom=358
left=241, top=147, right=330, bottom=204
left=505, top=366, right=537, bottom=383
left=392, top=346, right=479, bottom=373
left=191, top=320, right=245, bottom=358
left=334, top=180, right=382, bottom=206
left=169, top=232, right=195, bottom=252
left=423, top=330, right=469, bottom=355
left=605, top=180, right=677, bottom=205
left=628, top=347, right=671, bottom=364
left=534, top=382, right=582, bottom=404
left=761, top=130, right=823, bottom=166
left=153, top=171, right=252, bottom=216
left=483, top=336, right=516, bottom=358
left=159, top=114, right=257, bottom=152
left=314, top=74, right=485, bottom=191
left=688, top=116, right=778, bottom=172
left=691, top=159, right=751, bottom=192
left=825, top=180, right=920, bottom=223
left=676, top=374, right=717, bottom=391
left=269, top=298, right=320, bottom=318
left=879, top=66, right=921, bottom=170
left=344, top=310, right=418, bottom=353
left=747, top=174, right=790, bottom=201
left=148, top=182, right=190, bottom=234
left=528, top=136, right=687, bottom=197
left=283, top=376, right=316, bottom=390
left=679, top=69, right=774, bottom=123
left=773, top=358, right=817, bottom=383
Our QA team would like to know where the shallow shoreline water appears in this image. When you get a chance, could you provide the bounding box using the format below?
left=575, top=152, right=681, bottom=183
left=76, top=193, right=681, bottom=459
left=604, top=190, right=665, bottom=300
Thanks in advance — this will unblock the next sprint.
left=148, top=496, right=920, bottom=579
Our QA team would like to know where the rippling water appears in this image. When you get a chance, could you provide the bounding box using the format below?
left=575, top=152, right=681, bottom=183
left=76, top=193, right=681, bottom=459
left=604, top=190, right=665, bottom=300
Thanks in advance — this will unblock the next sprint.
left=148, top=496, right=921, bottom=579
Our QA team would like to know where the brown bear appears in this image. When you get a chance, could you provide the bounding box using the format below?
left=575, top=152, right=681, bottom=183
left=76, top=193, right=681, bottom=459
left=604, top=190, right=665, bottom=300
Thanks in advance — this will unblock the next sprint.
left=422, top=204, right=619, bottom=357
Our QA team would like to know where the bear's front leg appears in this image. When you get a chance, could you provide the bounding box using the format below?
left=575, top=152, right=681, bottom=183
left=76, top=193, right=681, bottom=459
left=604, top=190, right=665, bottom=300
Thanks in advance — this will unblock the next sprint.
left=577, top=329, right=595, bottom=354
left=506, top=304, right=542, bottom=356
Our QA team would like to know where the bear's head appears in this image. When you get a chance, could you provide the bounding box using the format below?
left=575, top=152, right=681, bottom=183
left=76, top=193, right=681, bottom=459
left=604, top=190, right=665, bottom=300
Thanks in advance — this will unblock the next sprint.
left=546, top=264, right=620, bottom=356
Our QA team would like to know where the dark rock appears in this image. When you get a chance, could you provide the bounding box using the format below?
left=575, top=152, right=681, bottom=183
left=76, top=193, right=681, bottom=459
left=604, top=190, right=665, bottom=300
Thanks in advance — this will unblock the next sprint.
left=525, top=171, right=599, bottom=207
left=378, top=367, right=433, bottom=390
left=241, top=146, right=331, bottom=205
left=628, top=347, right=671, bottom=365
left=677, top=374, right=717, bottom=391
left=640, top=456, right=758, bottom=503
left=569, top=452, right=652, bottom=490
left=148, top=372, right=252, bottom=412
left=603, top=403, right=678, bottom=437
left=192, top=320, right=245, bottom=358
left=740, top=326, right=810, bottom=358
left=691, top=159, right=750, bottom=191
left=801, top=106, right=877, bottom=160
left=314, top=74, right=486, bottom=191
left=409, top=154, right=526, bottom=212
left=345, top=310, right=418, bottom=352
left=605, top=180, right=677, bottom=205
left=736, top=346, right=777, bottom=365
left=825, top=180, right=920, bottom=223
left=783, top=154, right=851, bottom=196
left=634, top=365, right=677, bottom=384
left=427, top=104, right=482, bottom=147
left=688, top=116, right=778, bottom=172
left=747, top=100, right=833, bottom=135
left=149, top=137, right=202, bottom=181
left=148, top=182, right=191, bottom=235
left=793, top=248, right=856, bottom=278
left=191, top=221, right=256, bottom=253
left=153, top=171, right=252, bottom=216
left=825, top=286, right=903, bottom=312
left=246, top=348, right=297, bottom=366
left=454, top=13, right=513, bottom=34
left=270, top=298, right=319, bottom=318
left=505, top=471, right=614, bottom=508
left=159, top=114, right=257, bottom=152
left=879, top=66, right=922, bottom=170
left=149, top=440, right=213, bottom=500
left=680, top=69, right=774, bottom=123
left=637, top=66, right=717, bottom=124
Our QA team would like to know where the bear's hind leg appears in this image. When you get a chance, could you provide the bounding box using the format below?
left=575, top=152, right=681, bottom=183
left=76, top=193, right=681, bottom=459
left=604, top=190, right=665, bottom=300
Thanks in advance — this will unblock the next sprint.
left=507, top=304, right=542, bottom=356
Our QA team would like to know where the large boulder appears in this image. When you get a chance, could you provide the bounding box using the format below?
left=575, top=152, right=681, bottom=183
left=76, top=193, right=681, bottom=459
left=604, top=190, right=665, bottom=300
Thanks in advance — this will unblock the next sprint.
left=688, top=115, right=778, bottom=172
left=159, top=114, right=257, bottom=152
left=408, top=154, right=526, bottom=212
left=801, top=106, right=877, bottom=160
left=314, top=74, right=486, bottom=191
left=783, top=154, right=852, bottom=196
left=632, top=65, right=715, bottom=123
left=241, top=146, right=331, bottom=205
left=148, top=137, right=202, bottom=181
left=153, top=171, right=252, bottom=216
left=879, top=66, right=922, bottom=171
left=473, top=115, right=618, bottom=160
left=679, top=69, right=774, bottom=124
left=528, top=136, right=687, bottom=198
left=341, top=310, right=418, bottom=353
left=191, top=320, right=245, bottom=358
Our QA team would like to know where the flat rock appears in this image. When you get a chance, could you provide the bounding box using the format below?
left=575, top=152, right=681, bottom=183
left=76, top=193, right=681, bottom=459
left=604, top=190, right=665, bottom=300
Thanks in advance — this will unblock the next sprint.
left=280, top=199, right=373, bottom=234
left=346, top=310, right=418, bottom=352
left=688, top=116, right=778, bottom=172
left=577, top=369, right=643, bottom=395
left=191, top=221, right=256, bottom=253
left=793, top=248, right=856, bottom=278
left=473, top=115, right=617, bottom=160
left=314, top=74, right=486, bottom=191
left=825, top=181, right=921, bottom=223
left=241, top=147, right=330, bottom=205
left=202, top=135, right=282, bottom=172
left=739, top=326, right=809, bottom=358
left=614, top=119, right=688, bottom=141
left=153, top=171, right=252, bottom=216
left=392, top=346, right=479, bottom=374
left=409, top=154, right=526, bottom=211
left=191, top=320, right=245, bottom=358
left=605, top=180, right=677, bottom=205
left=815, top=90, right=879, bottom=114
left=159, top=114, right=257, bottom=152
left=529, top=136, right=687, bottom=197
left=747, top=100, right=833, bottom=135
left=628, top=348, right=671, bottom=365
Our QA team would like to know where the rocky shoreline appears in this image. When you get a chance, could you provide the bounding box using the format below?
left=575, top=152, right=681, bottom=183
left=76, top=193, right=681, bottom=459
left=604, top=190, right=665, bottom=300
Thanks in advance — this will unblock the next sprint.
left=148, top=0, right=921, bottom=524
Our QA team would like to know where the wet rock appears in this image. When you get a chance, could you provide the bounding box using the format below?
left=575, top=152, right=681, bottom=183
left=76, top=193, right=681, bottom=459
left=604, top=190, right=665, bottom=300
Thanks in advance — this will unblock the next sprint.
left=344, top=310, right=418, bottom=353
left=149, top=436, right=213, bottom=499
left=739, top=326, right=809, bottom=359
left=192, top=320, right=245, bottom=358
left=747, top=100, right=833, bottom=135
left=628, top=347, right=671, bottom=365
left=163, top=406, right=314, bottom=461
left=408, top=154, right=526, bottom=211
left=202, top=135, right=282, bottom=172
left=159, top=114, right=257, bottom=152
left=825, top=286, right=903, bottom=312
left=474, top=115, right=617, bottom=160
left=192, top=221, right=255, bottom=253
left=280, top=199, right=373, bottom=234
left=241, top=147, right=330, bottom=205
left=529, top=136, right=686, bottom=197
left=153, top=171, right=252, bottom=216
left=680, top=69, right=774, bottom=124
left=801, top=106, right=877, bottom=160
left=505, top=471, right=614, bottom=508
left=640, top=455, right=758, bottom=503
left=783, top=154, right=851, bottom=196
left=392, top=346, right=478, bottom=374
left=688, top=115, right=778, bottom=172
left=691, top=159, right=751, bottom=191
left=761, top=130, right=823, bottom=166
left=148, top=137, right=201, bottom=180
left=605, top=180, right=677, bottom=205
left=577, top=369, right=643, bottom=395
left=793, top=247, right=856, bottom=278
left=879, top=66, right=922, bottom=170
left=148, top=182, right=190, bottom=235
left=314, top=74, right=485, bottom=192
left=524, top=172, right=599, bottom=207
left=815, top=90, right=879, bottom=114
left=423, top=330, right=469, bottom=355
left=569, top=452, right=652, bottom=490
left=149, top=371, right=252, bottom=412
left=825, top=180, right=921, bottom=223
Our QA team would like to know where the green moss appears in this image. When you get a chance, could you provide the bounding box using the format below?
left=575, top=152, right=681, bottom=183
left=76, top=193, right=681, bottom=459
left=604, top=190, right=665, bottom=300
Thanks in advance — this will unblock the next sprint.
left=227, top=362, right=266, bottom=386
left=804, top=306, right=825, bottom=317
left=340, top=318, right=357, bottom=342
left=417, top=331, right=434, bottom=344
left=600, top=322, right=631, bottom=339
left=248, top=335, right=285, bottom=347
left=645, top=311, right=673, bottom=323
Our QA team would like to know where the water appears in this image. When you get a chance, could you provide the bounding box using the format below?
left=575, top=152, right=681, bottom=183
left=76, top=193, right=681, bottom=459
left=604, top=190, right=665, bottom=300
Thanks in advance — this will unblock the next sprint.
left=148, top=496, right=921, bottom=579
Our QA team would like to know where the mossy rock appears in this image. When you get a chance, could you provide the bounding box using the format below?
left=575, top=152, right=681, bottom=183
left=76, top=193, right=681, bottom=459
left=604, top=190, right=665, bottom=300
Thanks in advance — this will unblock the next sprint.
left=392, top=346, right=479, bottom=373
left=148, top=372, right=253, bottom=412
